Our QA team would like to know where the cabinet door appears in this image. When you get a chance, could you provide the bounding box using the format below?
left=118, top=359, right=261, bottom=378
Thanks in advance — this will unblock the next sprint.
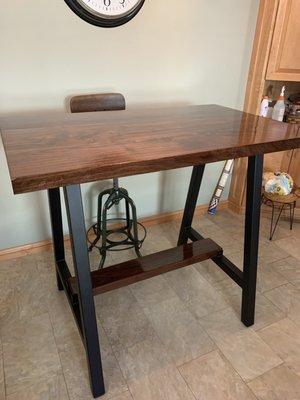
left=289, top=147, right=300, bottom=207
left=266, top=0, right=300, bottom=81
left=289, top=148, right=300, bottom=185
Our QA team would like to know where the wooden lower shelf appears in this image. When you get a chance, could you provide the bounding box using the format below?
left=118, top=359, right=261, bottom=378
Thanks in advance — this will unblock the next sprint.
left=69, top=239, right=223, bottom=296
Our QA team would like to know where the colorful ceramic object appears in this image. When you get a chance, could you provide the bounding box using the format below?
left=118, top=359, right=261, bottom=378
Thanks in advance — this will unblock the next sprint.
left=264, top=171, right=293, bottom=196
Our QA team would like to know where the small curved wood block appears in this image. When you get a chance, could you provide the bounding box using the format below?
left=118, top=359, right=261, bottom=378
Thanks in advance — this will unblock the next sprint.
left=70, top=93, right=126, bottom=113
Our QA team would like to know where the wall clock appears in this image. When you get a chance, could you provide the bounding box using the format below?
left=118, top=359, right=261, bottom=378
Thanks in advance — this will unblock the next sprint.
left=64, top=0, right=145, bottom=27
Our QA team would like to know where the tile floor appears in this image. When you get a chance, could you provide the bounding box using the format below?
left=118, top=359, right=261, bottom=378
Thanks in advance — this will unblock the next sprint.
left=0, top=210, right=300, bottom=399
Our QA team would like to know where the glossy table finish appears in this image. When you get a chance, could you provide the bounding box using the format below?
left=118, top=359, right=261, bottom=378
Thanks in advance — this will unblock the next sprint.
left=2, top=105, right=300, bottom=398
left=1, top=105, right=300, bottom=194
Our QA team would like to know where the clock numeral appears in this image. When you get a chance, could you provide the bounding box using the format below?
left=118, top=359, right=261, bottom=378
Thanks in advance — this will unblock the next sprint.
left=103, top=0, right=126, bottom=7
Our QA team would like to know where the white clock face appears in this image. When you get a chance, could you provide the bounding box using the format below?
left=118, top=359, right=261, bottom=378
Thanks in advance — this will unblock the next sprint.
left=78, top=0, right=142, bottom=18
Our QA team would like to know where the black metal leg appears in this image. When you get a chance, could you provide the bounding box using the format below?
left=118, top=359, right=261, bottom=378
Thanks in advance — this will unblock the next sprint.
left=48, top=188, right=81, bottom=331
left=64, top=185, right=105, bottom=398
left=121, top=190, right=142, bottom=258
left=99, top=200, right=108, bottom=269
left=178, top=165, right=206, bottom=246
left=55, top=270, right=64, bottom=291
left=48, top=188, right=64, bottom=291
left=179, top=158, right=264, bottom=328
left=270, top=202, right=275, bottom=241
left=270, top=204, right=284, bottom=240
left=241, top=154, right=264, bottom=327
left=290, top=202, right=296, bottom=230
left=125, top=198, right=131, bottom=231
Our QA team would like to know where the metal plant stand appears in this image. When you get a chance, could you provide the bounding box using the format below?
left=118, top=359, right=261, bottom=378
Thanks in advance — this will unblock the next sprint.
left=88, top=178, right=146, bottom=268
left=262, top=191, right=297, bottom=240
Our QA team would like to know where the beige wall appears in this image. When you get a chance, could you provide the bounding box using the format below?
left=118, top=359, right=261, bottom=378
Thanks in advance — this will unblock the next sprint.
left=0, top=0, right=259, bottom=250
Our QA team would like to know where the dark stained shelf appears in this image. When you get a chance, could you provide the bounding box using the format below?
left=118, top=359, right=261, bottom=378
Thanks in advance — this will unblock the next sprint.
left=69, top=238, right=223, bottom=296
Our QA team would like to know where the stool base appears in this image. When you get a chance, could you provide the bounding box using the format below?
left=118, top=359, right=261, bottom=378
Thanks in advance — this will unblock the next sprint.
left=88, top=187, right=145, bottom=269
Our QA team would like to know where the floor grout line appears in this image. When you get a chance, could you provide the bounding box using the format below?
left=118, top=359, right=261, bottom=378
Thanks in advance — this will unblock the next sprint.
left=96, top=316, right=132, bottom=399
left=213, top=336, right=284, bottom=386
left=176, top=364, right=200, bottom=400
left=47, top=309, right=72, bottom=400
left=0, top=334, right=6, bottom=400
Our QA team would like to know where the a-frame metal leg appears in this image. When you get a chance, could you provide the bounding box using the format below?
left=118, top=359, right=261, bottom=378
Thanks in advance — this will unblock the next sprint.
left=241, top=154, right=264, bottom=327
left=178, top=157, right=263, bottom=329
left=64, top=185, right=105, bottom=398
left=48, top=188, right=64, bottom=291
left=178, top=165, right=206, bottom=246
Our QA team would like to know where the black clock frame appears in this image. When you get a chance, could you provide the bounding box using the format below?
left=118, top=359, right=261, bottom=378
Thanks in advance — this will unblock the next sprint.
left=64, top=0, right=145, bottom=27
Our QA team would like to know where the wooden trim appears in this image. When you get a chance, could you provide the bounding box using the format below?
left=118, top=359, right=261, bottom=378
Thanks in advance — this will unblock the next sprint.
left=228, top=200, right=245, bottom=215
left=136, top=201, right=229, bottom=227
left=0, top=200, right=229, bottom=261
left=0, top=237, right=71, bottom=261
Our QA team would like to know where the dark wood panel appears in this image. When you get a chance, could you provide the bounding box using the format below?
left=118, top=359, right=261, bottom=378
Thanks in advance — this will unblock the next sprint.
left=1, top=105, right=300, bottom=194
left=69, top=238, right=223, bottom=296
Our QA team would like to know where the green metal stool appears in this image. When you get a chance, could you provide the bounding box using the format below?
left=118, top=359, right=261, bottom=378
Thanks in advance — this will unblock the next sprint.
left=87, top=178, right=145, bottom=268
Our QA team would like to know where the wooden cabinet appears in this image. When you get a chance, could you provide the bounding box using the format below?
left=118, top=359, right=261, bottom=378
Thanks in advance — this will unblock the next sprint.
left=277, top=144, right=300, bottom=208
left=266, top=0, right=300, bottom=81
left=289, top=148, right=300, bottom=185
left=229, top=147, right=300, bottom=216
left=229, top=0, right=300, bottom=218
left=288, top=147, right=300, bottom=208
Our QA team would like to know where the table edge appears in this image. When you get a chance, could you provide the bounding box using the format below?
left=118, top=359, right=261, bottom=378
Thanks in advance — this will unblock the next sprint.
left=11, top=137, right=300, bottom=194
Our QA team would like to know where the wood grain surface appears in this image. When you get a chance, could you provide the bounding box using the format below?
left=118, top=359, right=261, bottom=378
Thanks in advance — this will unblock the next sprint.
left=1, top=105, right=300, bottom=194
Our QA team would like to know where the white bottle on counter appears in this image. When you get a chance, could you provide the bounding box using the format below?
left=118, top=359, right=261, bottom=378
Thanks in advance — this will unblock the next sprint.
left=272, top=86, right=286, bottom=122
left=259, top=96, right=269, bottom=117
